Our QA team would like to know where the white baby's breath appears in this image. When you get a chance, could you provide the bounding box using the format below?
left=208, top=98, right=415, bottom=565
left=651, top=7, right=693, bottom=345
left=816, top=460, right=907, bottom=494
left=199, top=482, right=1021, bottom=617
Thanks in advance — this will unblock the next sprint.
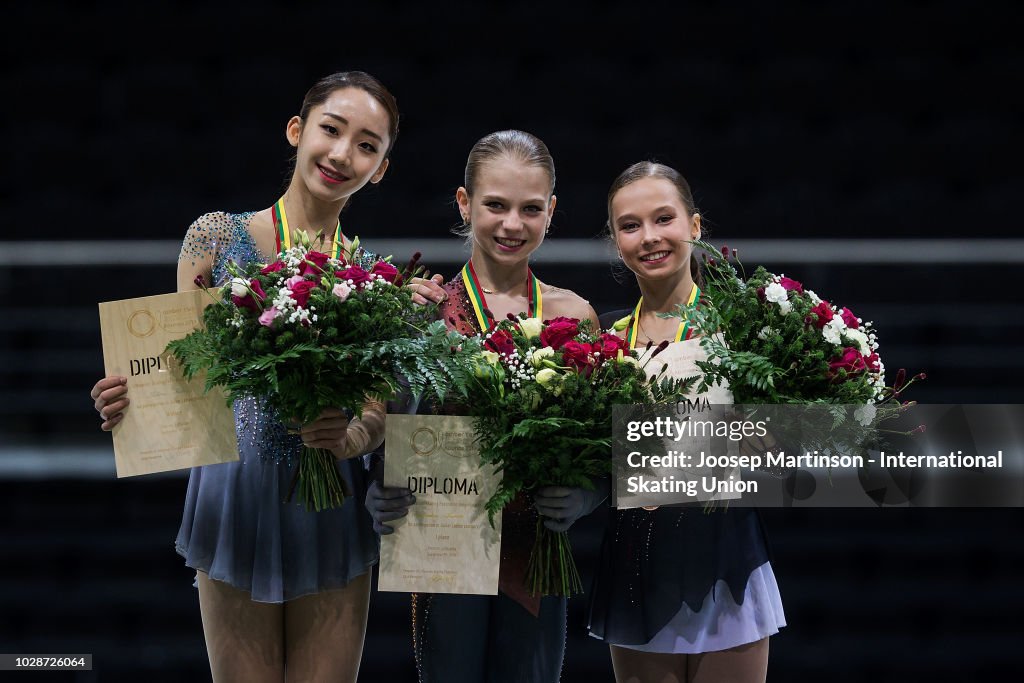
left=854, top=403, right=877, bottom=427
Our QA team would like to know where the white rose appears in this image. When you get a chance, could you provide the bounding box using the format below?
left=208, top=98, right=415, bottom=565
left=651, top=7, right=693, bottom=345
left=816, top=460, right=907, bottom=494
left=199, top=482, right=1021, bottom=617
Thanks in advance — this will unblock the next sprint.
left=230, top=277, right=250, bottom=298
left=845, top=328, right=870, bottom=355
left=822, top=317, right=846, bottom=345
left=806, top=290, right=822, bottom=305
left=764, top=282, right=788, bottom=303
left=519, top=317, right=543, bottom=339
left=535, top=368, right=560, bottom=390
left=777, top=299, right=792, bottom=315
left=530, top=346, right=555, bottom=368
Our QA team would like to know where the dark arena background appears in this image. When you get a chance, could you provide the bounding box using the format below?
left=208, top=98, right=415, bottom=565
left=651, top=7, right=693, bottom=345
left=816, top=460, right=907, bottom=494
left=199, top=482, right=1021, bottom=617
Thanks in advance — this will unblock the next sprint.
left=2, top=1, right=1022, bottom=681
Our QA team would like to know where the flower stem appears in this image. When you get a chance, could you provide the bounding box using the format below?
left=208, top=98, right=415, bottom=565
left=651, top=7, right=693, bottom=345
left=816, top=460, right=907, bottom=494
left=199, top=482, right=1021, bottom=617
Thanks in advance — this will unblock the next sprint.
left=525, top=518, right=582, bottom=597
left=285, top=446, right=349, bottom=511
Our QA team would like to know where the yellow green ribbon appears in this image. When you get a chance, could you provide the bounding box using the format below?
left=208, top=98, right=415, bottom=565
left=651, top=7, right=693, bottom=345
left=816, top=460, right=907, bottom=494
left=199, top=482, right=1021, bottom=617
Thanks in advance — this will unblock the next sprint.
left=626, top=283, right=701, bottom=350
left=460, top=260, right=542, bottom=333
left=272, top=198, right=345, bottom=258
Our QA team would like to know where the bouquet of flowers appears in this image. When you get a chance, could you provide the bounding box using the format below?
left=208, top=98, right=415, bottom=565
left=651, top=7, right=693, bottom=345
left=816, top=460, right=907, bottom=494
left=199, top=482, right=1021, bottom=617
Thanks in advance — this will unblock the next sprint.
left=460, top=314, right=694, bottom=596
left=676, top=240, right=925, bottom=452
left=167, top=233, right=474, bottom=511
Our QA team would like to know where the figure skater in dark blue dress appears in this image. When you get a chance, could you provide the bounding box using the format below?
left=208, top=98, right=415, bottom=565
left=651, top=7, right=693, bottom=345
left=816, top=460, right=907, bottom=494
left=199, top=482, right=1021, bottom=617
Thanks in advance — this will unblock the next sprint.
left=90, top=70, right=447, bottom=683
left=588, top=161, right=786, bottom=683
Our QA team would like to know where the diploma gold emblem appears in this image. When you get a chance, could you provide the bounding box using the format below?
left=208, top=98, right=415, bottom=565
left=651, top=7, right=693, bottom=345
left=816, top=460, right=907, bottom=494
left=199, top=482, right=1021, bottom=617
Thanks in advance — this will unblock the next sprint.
left=126, top=309, right=156, bottom=338
left=411, top=427, right=437, bottom=456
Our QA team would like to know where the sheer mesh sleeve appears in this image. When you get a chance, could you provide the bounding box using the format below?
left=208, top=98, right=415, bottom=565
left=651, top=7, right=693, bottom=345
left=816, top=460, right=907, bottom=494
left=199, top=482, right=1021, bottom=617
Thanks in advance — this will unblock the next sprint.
left=177, top=211, right=235, bottom=282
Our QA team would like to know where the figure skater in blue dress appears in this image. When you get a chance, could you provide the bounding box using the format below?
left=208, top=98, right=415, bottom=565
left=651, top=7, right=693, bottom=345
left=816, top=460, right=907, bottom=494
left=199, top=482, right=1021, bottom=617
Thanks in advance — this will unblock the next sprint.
left=588, top=161, right=786, bottom=683
left=90, top=70, right=446, bottom=682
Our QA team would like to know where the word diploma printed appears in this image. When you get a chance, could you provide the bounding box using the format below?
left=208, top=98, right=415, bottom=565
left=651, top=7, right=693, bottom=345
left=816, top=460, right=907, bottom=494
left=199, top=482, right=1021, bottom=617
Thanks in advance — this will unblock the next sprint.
left=98, top=290, right=238, bottom=476
left=379, top=415, right=502, bottom=595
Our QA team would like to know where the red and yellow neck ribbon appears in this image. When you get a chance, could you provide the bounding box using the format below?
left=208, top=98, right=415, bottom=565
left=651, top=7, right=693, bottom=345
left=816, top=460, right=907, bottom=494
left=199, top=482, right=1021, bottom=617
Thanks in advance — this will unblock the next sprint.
left=272, top=198, right=345, bottom=259
left=626, top=283, right=702, bottom=350
left=460, top=260, right=542, bottom=333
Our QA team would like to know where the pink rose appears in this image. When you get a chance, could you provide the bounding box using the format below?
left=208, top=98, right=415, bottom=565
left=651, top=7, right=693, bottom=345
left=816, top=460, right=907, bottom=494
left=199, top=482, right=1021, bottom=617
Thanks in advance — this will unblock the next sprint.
left=289, top=280, right=317, bottom=308
left=336, top=265, right=373, bottom=288
left=809, top=301, right=834, bottom=328
left=840, top=307, right=859, bottom=329
left=371, top=261, right=400, bottom=283
left=484, top=328, right=516, bottom=356
left=260, top=261, right=286, bottom=275
left=332, top=282, right=352, bottom=302
left=779, top=277, right=804, bottom=293
left=299, top=251, right=331, bottom=276
left=258, top=306, right=281, bottom=327
left=231, top=279, right=266, bottom=312
left=828, top=346, right=868, bottom=379
left=540, top=317, right=580, bottom=350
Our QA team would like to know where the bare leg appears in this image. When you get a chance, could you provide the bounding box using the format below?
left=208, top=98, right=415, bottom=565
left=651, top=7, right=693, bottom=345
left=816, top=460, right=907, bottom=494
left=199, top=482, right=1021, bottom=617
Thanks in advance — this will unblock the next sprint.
left=197, top=571, right=285, bottom=683
left=610, top=646, right=686, bottom=683
left=283, top=571, right=371, bottom=683
left=610, top=638, right=769, bottom=683
left=688, top=638, right=769, bottom=683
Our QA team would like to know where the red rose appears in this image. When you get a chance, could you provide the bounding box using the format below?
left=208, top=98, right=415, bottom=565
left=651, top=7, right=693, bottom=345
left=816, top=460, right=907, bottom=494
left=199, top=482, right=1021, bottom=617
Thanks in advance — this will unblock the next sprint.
left=779, top=276, right=804, bottom=293
left=371, top=261, right=400, bottom=283
left=299, top=251, right=331, bottom=276
left=561, top=341, right=595, bottom=373
left=289, top=280, right=317, bottom=308
left=540, top=317, right=580, bottom=350
left=863, top=351, right=880, bottom=373
left=484, top=328, right=516, bottom=356
left=840, top=307, right=859, bottom=329
left=336, top=265, right=373, bottom=288
left=828, top=346, right=868, bottom=379
left=260, top=261, right=286, bottom=275
left=809, top=301, right=834, bottom=328
left=595, top=333, right=628, bottom=360
left=232, top=279, right=266, bottom=312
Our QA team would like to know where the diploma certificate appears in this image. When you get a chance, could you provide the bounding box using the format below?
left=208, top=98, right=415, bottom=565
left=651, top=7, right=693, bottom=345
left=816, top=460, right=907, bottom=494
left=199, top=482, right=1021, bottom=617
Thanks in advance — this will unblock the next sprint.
left=379, top=415, right=502, bottom=595
left=98, top=290, right=238, bottom=477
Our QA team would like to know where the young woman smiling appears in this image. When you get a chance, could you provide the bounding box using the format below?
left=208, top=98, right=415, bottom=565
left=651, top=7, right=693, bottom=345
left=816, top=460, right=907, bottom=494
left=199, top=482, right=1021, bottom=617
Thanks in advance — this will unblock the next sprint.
left=89, top=71, right=446, bottom=683
left=588, top=161, right=786, bottom=683
left=366, top=130, right=607, bottom=683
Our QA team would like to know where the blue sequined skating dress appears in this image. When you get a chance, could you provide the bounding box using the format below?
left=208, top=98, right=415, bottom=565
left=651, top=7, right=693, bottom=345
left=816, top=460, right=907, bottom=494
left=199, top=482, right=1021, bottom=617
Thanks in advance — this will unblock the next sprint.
left=174, top=212, right=378, bottom=603
left=588, top=330, right=786, bottom=653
